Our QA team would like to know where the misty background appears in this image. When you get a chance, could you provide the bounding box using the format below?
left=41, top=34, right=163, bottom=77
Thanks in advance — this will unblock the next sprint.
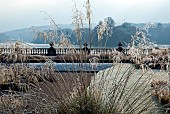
left=0, top=0, right=170, bottom=47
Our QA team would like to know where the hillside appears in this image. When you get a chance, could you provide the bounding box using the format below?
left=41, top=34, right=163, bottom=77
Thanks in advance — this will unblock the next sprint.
left=1, top=20, right=170, bottom=47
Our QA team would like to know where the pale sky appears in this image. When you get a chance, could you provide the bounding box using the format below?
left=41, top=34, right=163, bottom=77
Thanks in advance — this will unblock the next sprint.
left=0, top=0, right=170, bottom=33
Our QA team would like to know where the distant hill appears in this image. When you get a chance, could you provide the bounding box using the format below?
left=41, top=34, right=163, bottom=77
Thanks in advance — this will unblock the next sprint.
left=0, top=25, right=68, bottom=43
left=3, top=28, right=33, bottom=42
left=0, top=24, right=96, bottom=43
left=0, top=33, right=10, bottom=42
left=1, top=20, right=170, bottom=47
left=148, top=23, right=170, bottom=44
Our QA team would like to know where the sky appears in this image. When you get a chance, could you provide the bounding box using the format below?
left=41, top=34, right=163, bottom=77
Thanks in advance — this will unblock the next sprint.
left=0, top=0, right=170, bottom=33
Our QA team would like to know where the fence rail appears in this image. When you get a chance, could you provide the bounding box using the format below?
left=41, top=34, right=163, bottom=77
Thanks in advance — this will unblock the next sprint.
left=0, top=47, right=154, bottom=55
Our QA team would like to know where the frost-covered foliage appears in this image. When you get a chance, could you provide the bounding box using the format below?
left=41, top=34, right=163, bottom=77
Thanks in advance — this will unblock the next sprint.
left=97, top=17, right=114, bottom=42
left=72, top=0, right=88, bottom=48
left=128, top=23, right=156, bottom=49
left=126, top=23, right=157, bottom=61
left=72, top=8, right=84, bottom=43
left=97, top=21, right=107, bottom=41
left=57, top=33, right=73, bottom=47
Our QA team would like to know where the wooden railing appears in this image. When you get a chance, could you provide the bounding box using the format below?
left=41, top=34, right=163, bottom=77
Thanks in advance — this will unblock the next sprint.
left=0, top=47, right=154, bottom=55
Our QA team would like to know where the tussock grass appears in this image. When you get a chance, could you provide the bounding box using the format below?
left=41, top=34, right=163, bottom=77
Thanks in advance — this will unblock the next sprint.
left=0, top=59, right=163, bottom=114
left=27, top=63, right=160, bottom=114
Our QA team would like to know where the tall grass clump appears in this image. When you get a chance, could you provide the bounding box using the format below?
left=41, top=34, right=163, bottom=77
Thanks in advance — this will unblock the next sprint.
left=52, top=63, right=160, bottom=114
left=0, top=55, right=165, bottom=113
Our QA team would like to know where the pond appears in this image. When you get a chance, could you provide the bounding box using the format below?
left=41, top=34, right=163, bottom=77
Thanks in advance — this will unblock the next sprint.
left=27, top=62, right=113, bottom=72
